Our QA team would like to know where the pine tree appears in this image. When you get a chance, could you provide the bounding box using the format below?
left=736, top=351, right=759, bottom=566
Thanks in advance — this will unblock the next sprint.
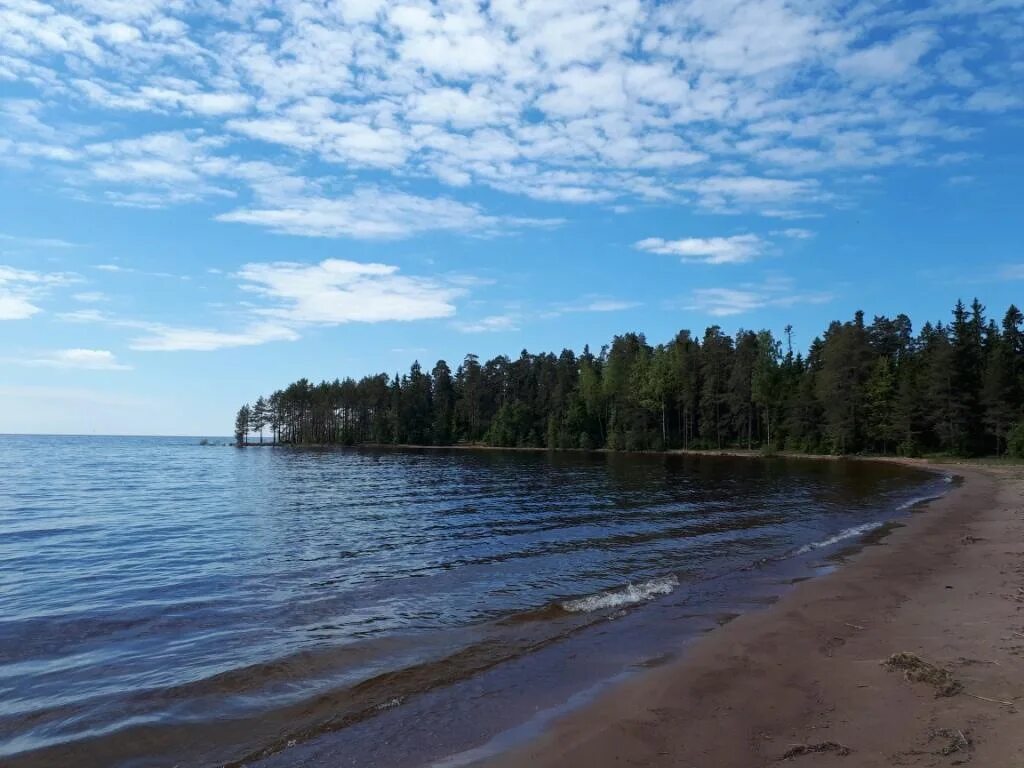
left=431, top=360, right=455, bottom=445
left=865, top=358, right=897, bottom=453
left=982, top=320, right=1017, bottom=455
left=250, top=396, right=267, bottom=444
left=817, top=314, right=871, bottom=453
left=752, top=330, right=782, bottom=449
left=700, top=327, right=733, bottom=449
left=236, top=301, right=1024, bottom=458
left=234, top=404, right=251, bottom=447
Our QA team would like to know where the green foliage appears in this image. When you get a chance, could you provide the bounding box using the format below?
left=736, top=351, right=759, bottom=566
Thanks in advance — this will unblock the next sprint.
left=236, top=299, right=1022, bottom=458
left=234, top=404, right=250, bottom=447
left=1007, top=423, right=1024, bottom=459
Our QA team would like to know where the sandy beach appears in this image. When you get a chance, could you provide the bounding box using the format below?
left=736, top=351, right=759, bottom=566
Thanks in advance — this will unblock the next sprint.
left=481, top=461, right=1024, bottom=767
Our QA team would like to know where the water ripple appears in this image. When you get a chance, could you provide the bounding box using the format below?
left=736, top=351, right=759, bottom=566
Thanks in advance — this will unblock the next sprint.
left=0, top=436, right=942, bottom=767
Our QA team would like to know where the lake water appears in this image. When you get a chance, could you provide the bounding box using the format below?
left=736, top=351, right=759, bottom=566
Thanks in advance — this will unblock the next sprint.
left=0, top=436, right=948, bottom=767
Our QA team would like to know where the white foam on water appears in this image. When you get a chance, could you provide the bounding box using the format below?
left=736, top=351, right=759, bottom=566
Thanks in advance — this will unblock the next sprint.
left=896, top=493, right=944, bottom=511
left=796, top=521, right=884, bottom=555
left=560, top=575, right=679, bottom=614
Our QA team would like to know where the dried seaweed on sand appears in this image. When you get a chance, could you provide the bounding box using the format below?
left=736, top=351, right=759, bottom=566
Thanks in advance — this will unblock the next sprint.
left=781, top=741, right=852, bottom=760
left=884, top=652, right=963, bottom=697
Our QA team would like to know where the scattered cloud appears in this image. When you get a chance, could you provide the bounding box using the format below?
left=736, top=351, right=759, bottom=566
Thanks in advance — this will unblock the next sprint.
left=577, top=299, right=640, bottom=312
left=237, top=258, right=466, bottom=323
left=73, top=291, right=109, bottom=303
left=59, top=257, right=477, bottom=350
left=218, top=189, right=563, bottom=240
left=678, top=176, right=828, bottom=215
left=947, top=175, right=975, bottom=186
left=16, top=348, right=132, bottom=370
left=683, top=277, right=832, bottom=317
left=774, top=228, right=815, bottom=240
left=454, top=314, right=521, bottom=333
left=0, top=265, right=77, bottom=320
left=636, top=235, right=765, bottom=264
left=1001, top=265, right=1024, bottom=281
left=837, top=29, right=936, bottom=82
left=93, top=263, right=189, bottom=280
left=544, top=297, right=641, bottom=318
left=965, top=88, right=1023, bottom=113
left=0, top=0, right=1019, bottom=229
left=59, top=307, right=301, bottom=352
left=0, top=232, right=80, bottom=249
left=129, top=322, right=300, bottom=352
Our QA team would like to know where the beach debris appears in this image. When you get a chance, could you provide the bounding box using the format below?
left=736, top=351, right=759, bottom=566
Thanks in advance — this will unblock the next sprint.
left=953, top=656, right=1000, bottom=667
left=964, top=692, right=1014, bottom=707
left=781, top=741, right=852, bottom=760
left=844, top=622, right=865, bottom=631
left=883, top=652, right=963, bottom=697
left=931, top=728, right=971, bottom=759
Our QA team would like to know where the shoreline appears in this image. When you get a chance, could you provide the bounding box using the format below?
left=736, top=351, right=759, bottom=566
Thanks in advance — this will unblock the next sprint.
left=245, top=439, right=1021, bottom=468
left=468, top=460, right=1023, bottom=767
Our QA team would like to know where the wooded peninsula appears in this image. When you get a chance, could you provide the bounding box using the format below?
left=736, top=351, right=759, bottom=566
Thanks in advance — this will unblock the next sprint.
left=235, top=299, right=1024, bottom=458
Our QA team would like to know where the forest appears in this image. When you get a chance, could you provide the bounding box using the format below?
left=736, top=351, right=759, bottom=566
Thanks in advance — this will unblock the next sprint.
left=234, top=299, right=1024, bottom=458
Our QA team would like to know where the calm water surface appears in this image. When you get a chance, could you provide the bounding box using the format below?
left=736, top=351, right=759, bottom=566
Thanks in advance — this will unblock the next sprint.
left=0, top=436, right=947, bottom=767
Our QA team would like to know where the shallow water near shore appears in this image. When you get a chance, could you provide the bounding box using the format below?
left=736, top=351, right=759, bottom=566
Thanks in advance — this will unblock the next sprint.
left=0, top=436, right=948, bottom=767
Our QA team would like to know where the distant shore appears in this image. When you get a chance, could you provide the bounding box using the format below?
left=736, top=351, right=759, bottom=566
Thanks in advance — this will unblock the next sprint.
left=474, top=460, right=1024, bottom=767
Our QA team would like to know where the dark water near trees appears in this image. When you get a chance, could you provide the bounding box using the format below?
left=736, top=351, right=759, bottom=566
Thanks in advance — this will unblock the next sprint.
left=0, top=436, right=947, bottom=767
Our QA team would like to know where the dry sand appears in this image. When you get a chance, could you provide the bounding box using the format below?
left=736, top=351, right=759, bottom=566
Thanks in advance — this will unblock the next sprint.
left=480, top=462, right=1024, bottom=767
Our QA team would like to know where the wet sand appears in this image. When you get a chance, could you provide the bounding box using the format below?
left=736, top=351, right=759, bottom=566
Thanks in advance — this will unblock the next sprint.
left=480, top=462, right=1024, bottom=767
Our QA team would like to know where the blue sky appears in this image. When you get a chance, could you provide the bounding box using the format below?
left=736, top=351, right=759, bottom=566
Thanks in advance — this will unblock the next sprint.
left=1, top=0, right=1022, bottom=436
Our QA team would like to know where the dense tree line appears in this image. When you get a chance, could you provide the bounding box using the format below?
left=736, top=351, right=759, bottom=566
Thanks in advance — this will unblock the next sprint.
left=235, top=300, right=1024, bottom=458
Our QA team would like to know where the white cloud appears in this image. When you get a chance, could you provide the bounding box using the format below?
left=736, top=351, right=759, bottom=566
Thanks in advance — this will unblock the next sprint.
left=0, top=294, right=42, bottom=320
left=59, top=257, right=482, bottom=350
left=0, top=265, right=76, bottom=319
left=17, top=348, right=132, bottom=370
left=407, top=86, right=506, bottom=128
left=774, top=227, right=815, bottom=239
left=237, top=258, right=465, bottom=324
left=93, top=263, right=187, bottom=280
left=1001, top=265, right=1024, bottom=281
left=684, top=277, right=832, bottom=316
left=218, top=188, right=562, bottom=239
left=543, top=296, right=640, bottom=318
left=454, top=314, right=521, bottom=333
left=129, top=322, right=300, bottom=352
left=965, top=88, right=1023, bottom=113
left=678, top=176, right=826, bottom=214
left=0, top=232, right=80, bottom=249
left=57, top=306, right=303, bottom=352
left=635, top=234, right=765, bottom=264
left=837, top=29, right=936, bottom=81
left=73, top=291, right=109, bottom=302
left=0, top=0, right=1020, bottom=229
left=579, top=299, right=639, bottom=312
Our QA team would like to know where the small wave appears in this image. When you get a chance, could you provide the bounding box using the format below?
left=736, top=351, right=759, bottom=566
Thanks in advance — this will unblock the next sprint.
left=560, top=575, right=679, bottom=614
left=796, top=521, right=884, bottom=554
